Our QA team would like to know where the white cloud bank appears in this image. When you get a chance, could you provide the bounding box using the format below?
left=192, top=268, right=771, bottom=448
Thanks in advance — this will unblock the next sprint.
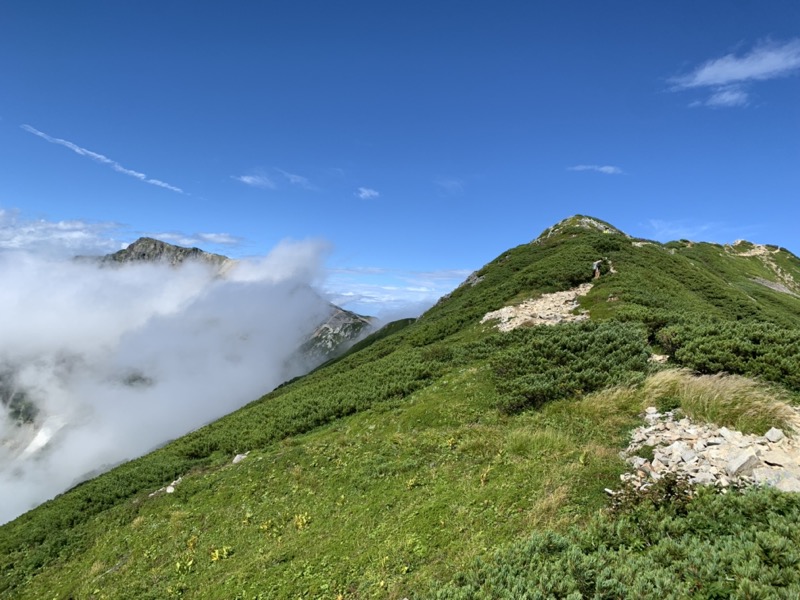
left=0, top=210, right=242, bottom=257
left=0, top=209, right=123, bottom=256
left=21, top=125, right=184, bottom=193
left=0, top=238, right=331, bottom=524
left=567, top=165, right=623, bottom=175
left=670, top=38, right=800, bottom=108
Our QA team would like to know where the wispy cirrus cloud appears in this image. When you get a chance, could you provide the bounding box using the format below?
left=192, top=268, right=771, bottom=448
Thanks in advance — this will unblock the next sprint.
left=197, top=232, right=241, bottom=245
left=276, top=168, right=318, bottom=191
left=21, top=125, right=184, bottom=193
left=356, top=187, right=380, bottom=199
left=435, top=178, right=464, bottom=195
left=231, top=173, right=276, bottom=189
left=701, top=87, right=750, bottom=108
left=644, top=218, right=764, bottom=245
left=670, top=38, right=800, bottom=108
left=567, top=165, right=623, bottom=175
left=646, top=219, right=715, bottom=241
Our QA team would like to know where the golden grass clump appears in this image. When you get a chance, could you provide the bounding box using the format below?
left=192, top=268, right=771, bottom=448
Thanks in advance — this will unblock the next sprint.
left=642, top=369, right=795, bottom=435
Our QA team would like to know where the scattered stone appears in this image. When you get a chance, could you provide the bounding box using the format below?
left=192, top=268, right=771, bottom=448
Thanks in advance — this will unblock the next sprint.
left=726, top=450, right=760, bottom=477
left=149, top=476, right=183, bottom=498
left=692, top=472, right=716, bottom=485
left=766, top=427, right=785, bottom=443
left=232, top=452, right=249, bottom=464
left=619, top=406, right=800, bottom=495
left=480, top=284, right=593, bottom=331
left=761, top=449, right=793, bottom=467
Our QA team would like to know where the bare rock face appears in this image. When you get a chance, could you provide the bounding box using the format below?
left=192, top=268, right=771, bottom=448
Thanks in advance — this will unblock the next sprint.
left=302, top=307, right=374, bottom=359
left=620, top=407, right=800, bottom=494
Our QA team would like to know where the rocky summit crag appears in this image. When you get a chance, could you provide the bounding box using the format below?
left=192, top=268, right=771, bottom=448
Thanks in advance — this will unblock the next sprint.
left=81, top=236, right=234, bottom=270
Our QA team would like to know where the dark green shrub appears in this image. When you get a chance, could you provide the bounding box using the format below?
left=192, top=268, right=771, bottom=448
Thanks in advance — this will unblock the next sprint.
left=657, top=322, right=800, bottom=391
left=490, top=322, right=650, bottom=413
left=435, top=487, right=800, bottom=599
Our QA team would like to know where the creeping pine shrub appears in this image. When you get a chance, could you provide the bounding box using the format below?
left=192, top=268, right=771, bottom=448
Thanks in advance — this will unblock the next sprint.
left=657, top=321, right=800, bottom=391
left=435, top=487, right=800, bottom=600
left=608, top=472, right=694, bottom=516
left=491, top=322, right=651, bottom=414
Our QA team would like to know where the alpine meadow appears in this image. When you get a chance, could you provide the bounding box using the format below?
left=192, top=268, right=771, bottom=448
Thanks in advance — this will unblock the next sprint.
left=3, top=215, right=800, bottom=599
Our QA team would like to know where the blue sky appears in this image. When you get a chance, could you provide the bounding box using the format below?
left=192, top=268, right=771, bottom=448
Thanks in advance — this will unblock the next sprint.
left=1, top=1, right=799, bottom=315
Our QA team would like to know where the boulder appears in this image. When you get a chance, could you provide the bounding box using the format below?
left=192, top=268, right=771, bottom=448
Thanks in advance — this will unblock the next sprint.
left=765, top=428, right=785, bottom=443
left=726, top=450, right=761, bottom=477
left=761, top=449, right=793, bottom=467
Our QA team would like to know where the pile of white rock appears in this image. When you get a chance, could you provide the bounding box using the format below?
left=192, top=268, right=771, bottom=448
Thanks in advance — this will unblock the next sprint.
left=619, top=407, right=800, bottom=493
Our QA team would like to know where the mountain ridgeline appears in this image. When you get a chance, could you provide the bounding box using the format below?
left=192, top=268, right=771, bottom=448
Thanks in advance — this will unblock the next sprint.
left=3, top=216, right=800, bottom=599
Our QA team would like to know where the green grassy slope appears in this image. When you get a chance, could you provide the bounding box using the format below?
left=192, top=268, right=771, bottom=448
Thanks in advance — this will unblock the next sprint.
left=3, top=215, right=800, bottom=599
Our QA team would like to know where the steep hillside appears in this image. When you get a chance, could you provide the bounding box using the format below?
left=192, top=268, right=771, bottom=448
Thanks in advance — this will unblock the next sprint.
left=2, top=216, right=800, bottom=599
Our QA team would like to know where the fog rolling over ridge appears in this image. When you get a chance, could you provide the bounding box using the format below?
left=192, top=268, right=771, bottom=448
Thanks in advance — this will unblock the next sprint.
left=0, top=240, right=331, bottom=524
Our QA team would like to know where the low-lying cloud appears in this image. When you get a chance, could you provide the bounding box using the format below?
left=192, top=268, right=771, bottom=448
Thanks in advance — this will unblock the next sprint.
left=0, top=239, right=331, bottom=524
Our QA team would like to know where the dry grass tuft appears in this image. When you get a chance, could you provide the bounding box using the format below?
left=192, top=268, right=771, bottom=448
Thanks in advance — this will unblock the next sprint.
left=642, top=369, right=795, bottom=435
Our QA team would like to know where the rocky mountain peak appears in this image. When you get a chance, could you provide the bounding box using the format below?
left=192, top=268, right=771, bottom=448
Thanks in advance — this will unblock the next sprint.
left=99, top=237, right=233, bottom=269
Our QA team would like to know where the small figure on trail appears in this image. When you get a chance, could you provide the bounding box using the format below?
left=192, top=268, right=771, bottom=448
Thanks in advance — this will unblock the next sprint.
left=592, top=259, right=603, bottom=279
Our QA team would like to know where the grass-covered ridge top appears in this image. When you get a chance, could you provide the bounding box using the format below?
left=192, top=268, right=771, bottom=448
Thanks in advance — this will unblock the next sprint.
left=2, top=215, right=800, bottom=599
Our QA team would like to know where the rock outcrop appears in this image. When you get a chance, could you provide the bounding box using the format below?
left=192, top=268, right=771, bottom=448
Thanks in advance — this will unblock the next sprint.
left=302, top=306, right=374, bottom=358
